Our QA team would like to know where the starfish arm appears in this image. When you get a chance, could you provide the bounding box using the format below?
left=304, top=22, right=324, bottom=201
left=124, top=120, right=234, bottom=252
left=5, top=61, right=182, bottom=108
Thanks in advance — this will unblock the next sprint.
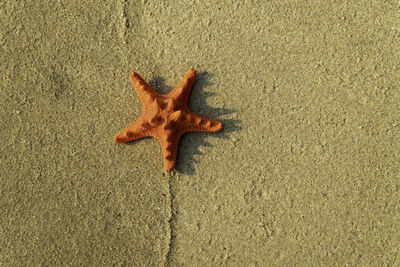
left=130, top=72, right=160, bottom=106
left=185, top=112, right=223, bottom=133
left=156, top=130, right=182, bottom=172
left=168, top=68, right=196, bottom=102
left=114, top=118, right=151, bottom=144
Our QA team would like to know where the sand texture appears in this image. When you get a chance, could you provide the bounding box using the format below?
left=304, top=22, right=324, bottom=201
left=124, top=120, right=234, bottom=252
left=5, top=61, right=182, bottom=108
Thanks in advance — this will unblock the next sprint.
left=1, top=0, right=400, bottom=265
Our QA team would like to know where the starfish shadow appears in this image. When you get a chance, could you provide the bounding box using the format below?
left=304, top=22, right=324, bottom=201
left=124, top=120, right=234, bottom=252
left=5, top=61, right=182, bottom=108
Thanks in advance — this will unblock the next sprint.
left=149, top=71, right=241, bottom=175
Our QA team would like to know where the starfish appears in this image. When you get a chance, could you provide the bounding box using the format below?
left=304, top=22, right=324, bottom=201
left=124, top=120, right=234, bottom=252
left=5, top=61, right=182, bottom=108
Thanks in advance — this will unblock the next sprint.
left=114, top=69, right=223, bottom=172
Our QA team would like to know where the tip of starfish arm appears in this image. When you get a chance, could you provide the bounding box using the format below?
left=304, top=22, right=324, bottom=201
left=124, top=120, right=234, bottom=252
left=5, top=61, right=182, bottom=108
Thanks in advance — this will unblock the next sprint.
left=187, top=68, right=196, bottom=78
left=114, top=131, right=130, bottom=143
left=214, top=121, right=223, bottom=132
left=114, top=135, right=125, bottom=143
left=130, top=72, right=145, bottom=84
left=205, top=120, right=223, bottom=132
left=164, top=162, right=175, bottom=172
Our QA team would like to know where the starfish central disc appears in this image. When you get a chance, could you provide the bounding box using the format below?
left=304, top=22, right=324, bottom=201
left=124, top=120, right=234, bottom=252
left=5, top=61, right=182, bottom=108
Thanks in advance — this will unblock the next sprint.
left=114, top=69, right=223, bottom=172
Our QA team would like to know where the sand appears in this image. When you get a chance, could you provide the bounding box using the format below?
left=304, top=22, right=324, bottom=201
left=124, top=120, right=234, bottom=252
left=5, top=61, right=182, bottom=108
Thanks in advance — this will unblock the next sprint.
left=1, top=0, right=400, bottom=265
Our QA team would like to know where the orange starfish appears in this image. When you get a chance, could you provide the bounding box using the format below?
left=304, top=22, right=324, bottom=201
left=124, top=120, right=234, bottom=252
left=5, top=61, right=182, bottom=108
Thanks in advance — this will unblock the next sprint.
left=114, top=69, right=223, bottom=172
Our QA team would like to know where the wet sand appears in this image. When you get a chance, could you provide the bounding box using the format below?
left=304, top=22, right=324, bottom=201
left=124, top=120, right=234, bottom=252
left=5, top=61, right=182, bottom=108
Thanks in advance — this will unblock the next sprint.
left=1, top=0, right=399, bottom=265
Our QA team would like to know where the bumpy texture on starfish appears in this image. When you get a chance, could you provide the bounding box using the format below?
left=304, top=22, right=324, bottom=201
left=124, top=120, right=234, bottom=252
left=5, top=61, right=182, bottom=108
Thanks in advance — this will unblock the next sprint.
left=114, top=69, right=223, bottom=172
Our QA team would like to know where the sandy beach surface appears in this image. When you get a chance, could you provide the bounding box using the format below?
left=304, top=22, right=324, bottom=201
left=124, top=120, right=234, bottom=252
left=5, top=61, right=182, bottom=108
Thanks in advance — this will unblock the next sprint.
left=1, top=0, right=400, bottom=265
